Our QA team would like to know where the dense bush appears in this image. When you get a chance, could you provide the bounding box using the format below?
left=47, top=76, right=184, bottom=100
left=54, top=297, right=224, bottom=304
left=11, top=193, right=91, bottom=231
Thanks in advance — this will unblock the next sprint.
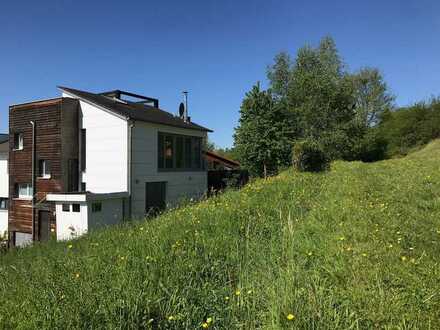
left=292, top=139, right=330, bottom=172
left=379, top=98, right=440, bottom=157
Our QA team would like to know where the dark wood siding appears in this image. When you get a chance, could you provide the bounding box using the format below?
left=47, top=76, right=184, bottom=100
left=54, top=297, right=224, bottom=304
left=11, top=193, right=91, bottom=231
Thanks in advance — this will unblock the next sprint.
left=8, top=98, right=79, bottom=234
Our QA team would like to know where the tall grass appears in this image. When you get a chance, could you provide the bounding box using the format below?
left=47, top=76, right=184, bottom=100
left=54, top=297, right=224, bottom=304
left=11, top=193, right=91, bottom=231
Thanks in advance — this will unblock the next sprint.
left=0, top=141, right=439, bottom=329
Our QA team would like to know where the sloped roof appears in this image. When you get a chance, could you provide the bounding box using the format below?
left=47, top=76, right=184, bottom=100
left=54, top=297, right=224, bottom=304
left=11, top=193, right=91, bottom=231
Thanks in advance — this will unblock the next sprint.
left=204, top=150, right=240, bottom=168
left=0, top=134, right=8, bottom=144
left=58, top=86, right=212, bottom=132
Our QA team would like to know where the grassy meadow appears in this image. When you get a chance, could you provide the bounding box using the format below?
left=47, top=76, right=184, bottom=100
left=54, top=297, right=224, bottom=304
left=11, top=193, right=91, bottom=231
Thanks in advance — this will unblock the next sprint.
left=0, top=141, right=439, bottom=329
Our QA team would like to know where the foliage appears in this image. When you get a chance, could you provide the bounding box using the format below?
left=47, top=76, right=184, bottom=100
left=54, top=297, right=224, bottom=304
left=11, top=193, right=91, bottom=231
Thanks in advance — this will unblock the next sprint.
left=292, top=139, right=329, bottom=172
left=351, top=67, right=395, bottom=127
left=378, top=98, right=440, bottom=157
left=0, top=141, right=440, bottom=328
left=233, top=83, right=293, bottom=177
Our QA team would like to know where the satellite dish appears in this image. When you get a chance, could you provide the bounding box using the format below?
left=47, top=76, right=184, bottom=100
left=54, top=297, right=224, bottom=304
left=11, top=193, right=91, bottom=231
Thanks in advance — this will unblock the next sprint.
left=179, top=102, right=185, bottom=117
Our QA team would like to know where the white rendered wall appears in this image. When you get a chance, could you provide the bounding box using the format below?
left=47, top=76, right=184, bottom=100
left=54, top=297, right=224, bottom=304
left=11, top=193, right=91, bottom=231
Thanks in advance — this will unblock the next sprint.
left=56, top=203, right=88, bottom=240
left=62, top=92, right=128, bottom=193
left=0, top=152, right=8, bottom=198
left=131, top=121, right=208, bottom=218
left=88, top=198, right=124, bottom=230
left=0, top=151, right=8, bottom=236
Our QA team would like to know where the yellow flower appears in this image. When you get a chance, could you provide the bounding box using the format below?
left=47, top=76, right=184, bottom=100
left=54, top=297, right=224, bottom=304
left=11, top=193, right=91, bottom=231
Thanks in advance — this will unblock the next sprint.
left=140, top=227, right=144, bottom=231
left=338, top=237, right=345, bottom=241
left=401, top=256, right=407, bottom=262
left=68, top=244, right=73, bottom=249
left=75, top=273, right=80, bottom=279
left=206, top=317, right=213, bottom=324
left=225, top=296, right=230, bottom=301
left=168, top=316, right=175, bottom=321
left=247, top=290, right=253, bottom=294
left=235, top=290, right=241, bottom=296
left=287, top=313, right=295, bottom=321
left=202, top=322, right=209, bottom=328
left=388, top=244, right=393, bottom=248
left=361, top=253, right=367, bottom=257
left=307, top=251, right=313, bottom=256
left=120, top=256, right=125, bottom=261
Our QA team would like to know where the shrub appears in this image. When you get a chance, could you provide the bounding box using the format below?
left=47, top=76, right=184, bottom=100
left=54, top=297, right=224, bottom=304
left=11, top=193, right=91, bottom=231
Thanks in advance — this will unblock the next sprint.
left=292, top=140, right=330, bottom=172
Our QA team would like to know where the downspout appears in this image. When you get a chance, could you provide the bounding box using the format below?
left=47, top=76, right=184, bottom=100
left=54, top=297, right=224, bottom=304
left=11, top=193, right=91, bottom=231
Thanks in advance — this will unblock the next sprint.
left=30, top=121, right=36, bottom=241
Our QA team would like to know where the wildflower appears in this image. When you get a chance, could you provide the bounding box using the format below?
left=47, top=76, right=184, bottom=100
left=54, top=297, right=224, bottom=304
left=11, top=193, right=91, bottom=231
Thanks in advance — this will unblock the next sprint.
left=338, top=237, right=345, bottom=241
left=140, top=227, right=144, bottom=231
left=206, top=317, right=213, bottom=324
left=168, top=316, right=175, bottom=321
left=287, top=313, right=295, bottom=321
left=247, top=290, right=253, bottom=294
left=388, top=244, right=393, bottom=248
left=225, top=296, right=230, bottom=301
left=202, top=322, right=209, bottom=328
left=361, top=253, right=367, bottom=257
left=307, top=251, right=313, bottom=256
left=68, top=244, right=73, bottom=249
left=401, top=256, right=407, bottom=262
left=235, top=290, right=241, bottom=296
left=75, top=273, right=80, bottom=279
left=120, top=256, right=125, bottom=261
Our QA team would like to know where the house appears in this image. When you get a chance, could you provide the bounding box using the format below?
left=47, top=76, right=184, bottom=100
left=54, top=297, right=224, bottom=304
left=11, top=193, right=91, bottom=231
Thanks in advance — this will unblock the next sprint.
left=7, top=86, right=212, bottom=246
left=205, top=150, right=240, bottom=170
left=0, top=134, right=8, bottom=237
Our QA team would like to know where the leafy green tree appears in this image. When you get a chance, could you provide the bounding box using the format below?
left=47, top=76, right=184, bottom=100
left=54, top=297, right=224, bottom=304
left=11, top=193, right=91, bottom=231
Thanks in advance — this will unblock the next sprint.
left=234, top=83, right=293, bottom=177
left=267, top=52, right=292, bottom=100
left=351, top=67, right=395, bottom=127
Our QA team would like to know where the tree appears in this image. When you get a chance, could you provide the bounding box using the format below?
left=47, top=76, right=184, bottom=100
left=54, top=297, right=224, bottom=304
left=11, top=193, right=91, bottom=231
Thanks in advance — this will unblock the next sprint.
left=287, top=36, right=356, bottom=158
left=267, top=52, right=292, bottom=100
left=351, top=68, right=395, bottom=127
left=234, top=83, right=293, bottom=177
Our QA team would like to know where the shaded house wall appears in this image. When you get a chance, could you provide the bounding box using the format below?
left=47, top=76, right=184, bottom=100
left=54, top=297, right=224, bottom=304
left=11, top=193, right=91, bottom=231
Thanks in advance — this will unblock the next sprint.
left=8, top=98, right=79, bottom=240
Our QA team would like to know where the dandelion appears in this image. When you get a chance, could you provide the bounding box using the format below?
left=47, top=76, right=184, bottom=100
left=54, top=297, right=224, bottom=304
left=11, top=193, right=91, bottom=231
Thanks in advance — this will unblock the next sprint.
left=68, top=244, right=73, bottom=249
left=202, top=322, right=209, bottom=328
left=287, top=313, right=295, bottom=321
left=235, top=290, right=241, bottom=296
left=361, top=253, right=367, bottom=257
left=307, top=251, right=313, bottom=256
left=75, top=273, right=80, bottom=279
left=225, top=296, right=230, bottom=301
left=140, top=227, right=144, bottom=231
left=401, top=256, right=407, bottom=262
left=120, top=256, right=125, bottom=261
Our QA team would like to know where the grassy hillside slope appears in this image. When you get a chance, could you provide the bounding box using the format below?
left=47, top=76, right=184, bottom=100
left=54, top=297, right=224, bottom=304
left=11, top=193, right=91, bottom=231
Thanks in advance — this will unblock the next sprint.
left=1, top=142, right=440, bottom=329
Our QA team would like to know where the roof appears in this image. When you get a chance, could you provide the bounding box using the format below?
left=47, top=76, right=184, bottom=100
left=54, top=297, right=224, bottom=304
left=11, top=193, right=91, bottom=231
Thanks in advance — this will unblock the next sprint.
left=58, top=86, right=213, bottom=132
left=0, top=134, right=8, bottom=144
left=204, top=150, right=240, bottom=168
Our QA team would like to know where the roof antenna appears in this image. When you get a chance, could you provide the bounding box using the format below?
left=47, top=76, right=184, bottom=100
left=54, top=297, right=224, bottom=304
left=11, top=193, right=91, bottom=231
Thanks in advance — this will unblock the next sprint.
left=182, top=91, right=189, bottom=123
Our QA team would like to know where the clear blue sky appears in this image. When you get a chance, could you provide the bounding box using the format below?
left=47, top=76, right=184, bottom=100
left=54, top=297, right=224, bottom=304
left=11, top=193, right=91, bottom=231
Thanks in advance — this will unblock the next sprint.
left=0, top=0, right=439, bottom=147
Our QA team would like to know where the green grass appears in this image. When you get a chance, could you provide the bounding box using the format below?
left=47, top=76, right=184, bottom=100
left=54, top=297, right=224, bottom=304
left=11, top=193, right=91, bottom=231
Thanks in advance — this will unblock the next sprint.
left=1, top=141, right=440, bottom=329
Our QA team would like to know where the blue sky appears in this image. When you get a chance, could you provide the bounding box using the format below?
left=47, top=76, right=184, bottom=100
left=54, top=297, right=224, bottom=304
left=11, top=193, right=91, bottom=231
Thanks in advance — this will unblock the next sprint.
left=0, top=0, right=439, bottom=147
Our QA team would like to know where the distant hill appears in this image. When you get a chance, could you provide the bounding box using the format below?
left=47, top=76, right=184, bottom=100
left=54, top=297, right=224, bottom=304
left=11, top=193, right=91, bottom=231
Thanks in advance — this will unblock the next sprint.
left=1, top=141, right=439, bottom=328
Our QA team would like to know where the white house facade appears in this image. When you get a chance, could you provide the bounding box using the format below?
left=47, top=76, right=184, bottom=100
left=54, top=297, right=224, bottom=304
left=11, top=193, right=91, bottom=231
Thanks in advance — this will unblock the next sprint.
left=0, top=135, right=8, bottom=237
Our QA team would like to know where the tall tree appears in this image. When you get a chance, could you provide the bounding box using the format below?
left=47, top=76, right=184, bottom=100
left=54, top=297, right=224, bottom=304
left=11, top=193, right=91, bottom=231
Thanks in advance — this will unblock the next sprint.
left=234, top=83, right=293, bottom=177
left=267, top=52, right=292, bottom=100
left=351, top=68, right=395, bottom=127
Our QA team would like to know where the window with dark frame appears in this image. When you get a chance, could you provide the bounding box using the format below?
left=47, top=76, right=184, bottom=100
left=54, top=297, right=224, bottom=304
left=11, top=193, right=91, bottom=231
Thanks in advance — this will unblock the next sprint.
left=62, top=204, right=70, bottom=212
left=13, top=132, right=23, bottom=150
left=38, top=159, right=51, bottom=178
left=0, top=198, right=8, bottom=210
left=157, top=132, right=203, bottom=171
left=72, top=204, right=80, bottom=212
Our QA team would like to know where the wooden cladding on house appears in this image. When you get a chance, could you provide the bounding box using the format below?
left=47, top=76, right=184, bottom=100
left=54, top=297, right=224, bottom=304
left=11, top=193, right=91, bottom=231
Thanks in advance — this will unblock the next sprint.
left=8, top=97, right=79, bottom=234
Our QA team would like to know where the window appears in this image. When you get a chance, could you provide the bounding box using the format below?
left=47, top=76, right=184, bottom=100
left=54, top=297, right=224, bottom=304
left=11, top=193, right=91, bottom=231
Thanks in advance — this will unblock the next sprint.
left=14, top=183, right=32, bottom=199
left=14, top=133, right=23, bottom=150
left=72, top=204, right=80, bottom=212
left=81, top=182, right=86, bottom=192
left=158, top=132, right=203, bottom=171
left=62, top=204, right=70, bottom=212
left=81, top=129, right=86, bottom=171
left=92, top=202, right=102, bottom=213
left=0, top=198, right=8, bottom=210
left=38, top=160, right=51, bottom=178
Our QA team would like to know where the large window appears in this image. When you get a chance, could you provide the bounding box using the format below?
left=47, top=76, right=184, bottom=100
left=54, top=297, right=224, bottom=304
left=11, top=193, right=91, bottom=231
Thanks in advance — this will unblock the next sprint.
left=158, top=132, right=203, bottom=171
